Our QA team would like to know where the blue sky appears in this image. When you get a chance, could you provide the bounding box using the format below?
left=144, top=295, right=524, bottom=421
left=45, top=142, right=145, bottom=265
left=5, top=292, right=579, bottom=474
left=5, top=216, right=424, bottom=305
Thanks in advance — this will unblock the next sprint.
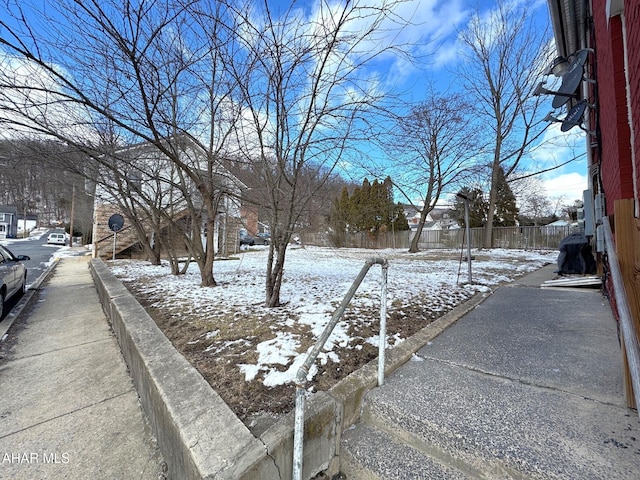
left=0, top=0, right=587, bottom=206
left=260, top=0, right=587, bottom=205
left=383, top=0, right=586, bottom=205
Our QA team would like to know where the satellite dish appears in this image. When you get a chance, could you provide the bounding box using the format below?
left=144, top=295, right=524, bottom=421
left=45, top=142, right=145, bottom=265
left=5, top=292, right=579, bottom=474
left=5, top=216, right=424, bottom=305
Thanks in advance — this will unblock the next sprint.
left=561, top=100, right=588, bottom=132
left=552, top=60, right=584, bottom=109
left=573, top=49, right=590, bottom=66
left=108, top=214, right=125, bottom=232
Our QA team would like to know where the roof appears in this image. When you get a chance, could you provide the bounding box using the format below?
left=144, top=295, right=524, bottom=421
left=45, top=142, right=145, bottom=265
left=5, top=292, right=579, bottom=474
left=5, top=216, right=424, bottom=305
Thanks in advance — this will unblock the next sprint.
left=544, top=219, right=571, bottom=227
left=105, top=134, right=247, bottom=191
left=547, top=0, right=589, bottom=59
left=0, top=205, right=18, bottom=215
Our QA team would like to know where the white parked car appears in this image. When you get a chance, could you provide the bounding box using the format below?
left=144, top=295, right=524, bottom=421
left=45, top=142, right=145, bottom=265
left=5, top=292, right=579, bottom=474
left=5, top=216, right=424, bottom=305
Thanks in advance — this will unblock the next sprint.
left=0, top=245, right=30, bottom=318
left=47, top=232, right=67, bottom=245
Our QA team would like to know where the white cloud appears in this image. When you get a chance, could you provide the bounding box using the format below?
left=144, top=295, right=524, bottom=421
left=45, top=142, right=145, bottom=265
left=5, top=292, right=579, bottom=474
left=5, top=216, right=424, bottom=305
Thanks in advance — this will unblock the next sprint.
left=542, top=172, right=587, bottom=203
left=532, top=121, right=585, bottom=164
left=0, top=49, right=98, bottom=142
left=528, top=121, right=589, bottom=203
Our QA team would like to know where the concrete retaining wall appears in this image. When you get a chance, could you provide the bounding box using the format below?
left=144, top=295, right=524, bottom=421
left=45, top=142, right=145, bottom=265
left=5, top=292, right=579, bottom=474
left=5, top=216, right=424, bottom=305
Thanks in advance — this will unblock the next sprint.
left=89, top=258, right=485, bottom=479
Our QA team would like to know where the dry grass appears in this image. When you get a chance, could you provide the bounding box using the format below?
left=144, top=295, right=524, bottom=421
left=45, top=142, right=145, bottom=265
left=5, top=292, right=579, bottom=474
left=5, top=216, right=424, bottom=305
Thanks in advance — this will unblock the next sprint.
left=115, top=248, right=553, bottom=430
left=124, top=282, right=451, bottom=426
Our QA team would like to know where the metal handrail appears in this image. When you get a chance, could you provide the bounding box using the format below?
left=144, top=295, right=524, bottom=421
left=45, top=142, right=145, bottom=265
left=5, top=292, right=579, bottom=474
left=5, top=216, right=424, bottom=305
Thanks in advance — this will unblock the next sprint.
left=292, top=257, right=388, bottom=480
left=603, top=217, right=640, bottom=417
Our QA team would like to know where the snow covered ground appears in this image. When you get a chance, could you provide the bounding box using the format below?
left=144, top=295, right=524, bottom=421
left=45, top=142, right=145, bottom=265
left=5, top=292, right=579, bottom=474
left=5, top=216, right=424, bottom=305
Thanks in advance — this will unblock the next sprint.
left=109, top=245, right=556, bottom=389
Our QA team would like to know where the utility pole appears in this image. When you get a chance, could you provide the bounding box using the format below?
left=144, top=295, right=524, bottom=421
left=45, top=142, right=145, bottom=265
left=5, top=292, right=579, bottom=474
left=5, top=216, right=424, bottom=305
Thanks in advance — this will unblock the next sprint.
left=69, top=184, right=75, bottom=247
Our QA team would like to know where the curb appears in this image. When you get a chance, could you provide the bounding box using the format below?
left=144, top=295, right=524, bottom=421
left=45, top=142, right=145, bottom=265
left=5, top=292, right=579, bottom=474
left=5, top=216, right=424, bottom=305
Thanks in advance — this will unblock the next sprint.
left=89, top=256, right=493, bottom=480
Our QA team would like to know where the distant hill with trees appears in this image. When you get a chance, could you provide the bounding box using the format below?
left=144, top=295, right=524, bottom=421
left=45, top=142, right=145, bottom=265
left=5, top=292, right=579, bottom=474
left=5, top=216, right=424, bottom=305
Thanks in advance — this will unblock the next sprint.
left=0, top=140, right=93, bottom=240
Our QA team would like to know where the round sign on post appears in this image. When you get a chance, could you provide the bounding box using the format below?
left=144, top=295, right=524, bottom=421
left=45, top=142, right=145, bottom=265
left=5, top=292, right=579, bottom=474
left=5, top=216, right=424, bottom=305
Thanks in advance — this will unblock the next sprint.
left=108, top=214, right=124, bottom=261
left=108, top=214, right=125, bottom=232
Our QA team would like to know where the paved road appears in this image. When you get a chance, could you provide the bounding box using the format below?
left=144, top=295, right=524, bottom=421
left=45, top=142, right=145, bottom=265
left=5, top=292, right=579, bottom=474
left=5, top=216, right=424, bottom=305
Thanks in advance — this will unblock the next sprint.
left=2, top=229, right=67, bottom=285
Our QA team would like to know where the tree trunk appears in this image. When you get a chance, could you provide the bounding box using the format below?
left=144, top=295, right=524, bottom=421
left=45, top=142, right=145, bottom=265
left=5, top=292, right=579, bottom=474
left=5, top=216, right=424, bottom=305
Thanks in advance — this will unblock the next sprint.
left=408, top=208, right=431, bottom=253
left=200, top=216, right=217, bottom=287
left=142, top=239, right=161, bottom=265
left=484, top=128, right=504, bottom=249
left=141, top=226, right=161, bottom=265
left=265, top=239, right=289, bottom=307
left=484, top=161, right=500, bottom=249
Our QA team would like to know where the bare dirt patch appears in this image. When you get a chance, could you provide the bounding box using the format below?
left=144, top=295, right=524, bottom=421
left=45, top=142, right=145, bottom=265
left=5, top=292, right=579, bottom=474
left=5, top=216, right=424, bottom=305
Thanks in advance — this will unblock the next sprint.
left=111, top=247, right=554, bottom=431
left=129, top=286, right=449, bottom=424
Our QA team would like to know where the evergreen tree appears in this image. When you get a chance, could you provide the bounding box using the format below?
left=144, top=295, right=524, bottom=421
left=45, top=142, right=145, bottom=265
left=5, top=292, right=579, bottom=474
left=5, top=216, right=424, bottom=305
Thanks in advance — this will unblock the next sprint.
left=453, top=188, right=487, bottom=228
left=390, top=203, right=410, bottom=231
left=330, top=177, right=409, bottom=236
left=332, top=187, right=350, bottom=230
left=493, top=167, right=519, bottom=227
left=370, top=179, right=387, bottom=232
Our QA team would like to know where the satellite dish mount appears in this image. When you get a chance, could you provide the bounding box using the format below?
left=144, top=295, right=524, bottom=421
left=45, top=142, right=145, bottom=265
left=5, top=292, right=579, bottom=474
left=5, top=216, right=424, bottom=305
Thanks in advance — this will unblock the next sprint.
left=108, top=214, right=125, bottom=260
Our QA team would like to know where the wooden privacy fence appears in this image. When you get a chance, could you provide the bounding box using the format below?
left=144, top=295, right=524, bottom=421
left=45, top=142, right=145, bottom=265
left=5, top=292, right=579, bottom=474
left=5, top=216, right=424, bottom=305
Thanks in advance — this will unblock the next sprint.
left=302, top=225, right=578, bottom=251
left=613, top=199, right=640, bottom=409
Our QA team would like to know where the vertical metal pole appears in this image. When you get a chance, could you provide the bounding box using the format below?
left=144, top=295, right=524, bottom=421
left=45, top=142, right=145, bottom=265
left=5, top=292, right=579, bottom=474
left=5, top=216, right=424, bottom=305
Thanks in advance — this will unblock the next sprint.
left=112, top=231, right=117, bottom=261
left=291, top=258, right=389, bottom=479
left=69, top=184, right=76, bottom=247
left=378, top=264, right=388, bottom=386
left=292, top=386, right=306, bottom=480
left=464, top=199, right=472, bottom=284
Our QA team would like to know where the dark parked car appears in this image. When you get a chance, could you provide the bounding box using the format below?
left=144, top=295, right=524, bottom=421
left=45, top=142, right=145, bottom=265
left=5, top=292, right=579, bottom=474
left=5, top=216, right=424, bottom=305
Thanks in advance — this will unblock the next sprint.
left=254, top=233, right=271, bottom=245
left=0, top=245, right=30, bottom=318
left=239, top=234, right=255, bottom=246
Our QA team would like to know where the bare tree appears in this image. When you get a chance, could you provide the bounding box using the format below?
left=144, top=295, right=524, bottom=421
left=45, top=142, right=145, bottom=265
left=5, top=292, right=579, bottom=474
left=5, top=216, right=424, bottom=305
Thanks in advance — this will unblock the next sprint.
left=228, top=0, right=410, bottom=306
left=510, top=176, right=554, bottom=225
left=386, top=89, right=476, bottom=252
left=0, top=140, right=93, bottom=234
left=457, top=0, right=552, bottom=248
left=0, top=0, right=244, bottom=286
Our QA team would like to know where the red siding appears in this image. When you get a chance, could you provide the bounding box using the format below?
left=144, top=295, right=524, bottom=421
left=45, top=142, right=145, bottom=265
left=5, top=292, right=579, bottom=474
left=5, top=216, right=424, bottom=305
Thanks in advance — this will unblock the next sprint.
left=592, top=2, right=634, bottom=215
left=627, top=0, right=640, bottom=206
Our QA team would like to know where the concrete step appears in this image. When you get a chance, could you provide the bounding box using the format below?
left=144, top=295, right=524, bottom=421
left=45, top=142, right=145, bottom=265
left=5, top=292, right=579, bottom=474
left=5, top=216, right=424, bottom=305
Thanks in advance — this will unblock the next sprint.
left=340, top=423, right=472, bottom=480
left=340, top=356, right=640, bottom=480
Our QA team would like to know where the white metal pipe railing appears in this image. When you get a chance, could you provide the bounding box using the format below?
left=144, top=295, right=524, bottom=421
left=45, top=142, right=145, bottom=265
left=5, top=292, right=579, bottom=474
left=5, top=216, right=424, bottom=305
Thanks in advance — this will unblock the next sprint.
left=603, top=217, right=640, bottom=418
left=292, top=257, right=388, bottom=480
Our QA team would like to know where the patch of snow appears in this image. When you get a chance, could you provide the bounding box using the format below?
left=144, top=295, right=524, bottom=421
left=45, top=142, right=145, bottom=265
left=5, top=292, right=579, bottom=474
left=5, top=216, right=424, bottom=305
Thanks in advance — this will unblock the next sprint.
left=109, top=246, right=555, bottom=388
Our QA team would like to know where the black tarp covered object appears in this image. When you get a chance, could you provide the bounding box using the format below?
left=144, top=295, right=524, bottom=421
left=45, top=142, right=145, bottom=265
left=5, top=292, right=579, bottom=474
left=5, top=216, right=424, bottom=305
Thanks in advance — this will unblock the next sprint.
left=556, top=232, right=596, bottom=275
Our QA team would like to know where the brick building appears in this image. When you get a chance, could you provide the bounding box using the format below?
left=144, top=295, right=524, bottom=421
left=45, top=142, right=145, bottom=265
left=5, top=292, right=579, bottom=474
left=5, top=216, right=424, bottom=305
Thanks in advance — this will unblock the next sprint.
left=546, top=0, right=640, bottom=406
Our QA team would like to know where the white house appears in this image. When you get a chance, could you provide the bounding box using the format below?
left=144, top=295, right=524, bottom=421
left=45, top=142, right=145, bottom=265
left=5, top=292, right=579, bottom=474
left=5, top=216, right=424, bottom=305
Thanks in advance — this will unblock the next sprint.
left=403, top=205, right=443, bottom=231
left=0, top=206, right=18, bottom=239
left=91, top=136, right=245, bottom=259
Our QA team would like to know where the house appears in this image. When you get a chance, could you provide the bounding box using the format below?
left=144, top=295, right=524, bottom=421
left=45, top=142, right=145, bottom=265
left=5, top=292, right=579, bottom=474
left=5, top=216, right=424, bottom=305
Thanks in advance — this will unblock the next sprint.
left=91, top=137, right=246, bottom=259
left=16, top=214, right=38, bottom=235
left=430, top=207, right=458, bottom=230
left=0, top=206, right=18, bottom=239
left=221, top=163, right=269, bottom=237
left=541, top=219, right=573, bottom=233
left=402, top=205, right=439, bottom=231
left=545, top=0, right=640, bottom=407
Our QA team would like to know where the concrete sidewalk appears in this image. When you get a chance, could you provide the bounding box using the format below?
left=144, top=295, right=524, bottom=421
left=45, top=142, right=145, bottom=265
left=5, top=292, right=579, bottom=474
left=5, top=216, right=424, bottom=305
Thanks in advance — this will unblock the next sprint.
left=0, top=256, right=163, bottom=479
left=342, top=264, right=640, bottom=479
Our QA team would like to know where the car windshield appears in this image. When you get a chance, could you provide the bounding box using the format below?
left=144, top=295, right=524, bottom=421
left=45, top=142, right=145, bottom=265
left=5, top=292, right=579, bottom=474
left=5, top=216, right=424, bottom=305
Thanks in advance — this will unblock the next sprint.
left=0, top=246, right=13, bottom=261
